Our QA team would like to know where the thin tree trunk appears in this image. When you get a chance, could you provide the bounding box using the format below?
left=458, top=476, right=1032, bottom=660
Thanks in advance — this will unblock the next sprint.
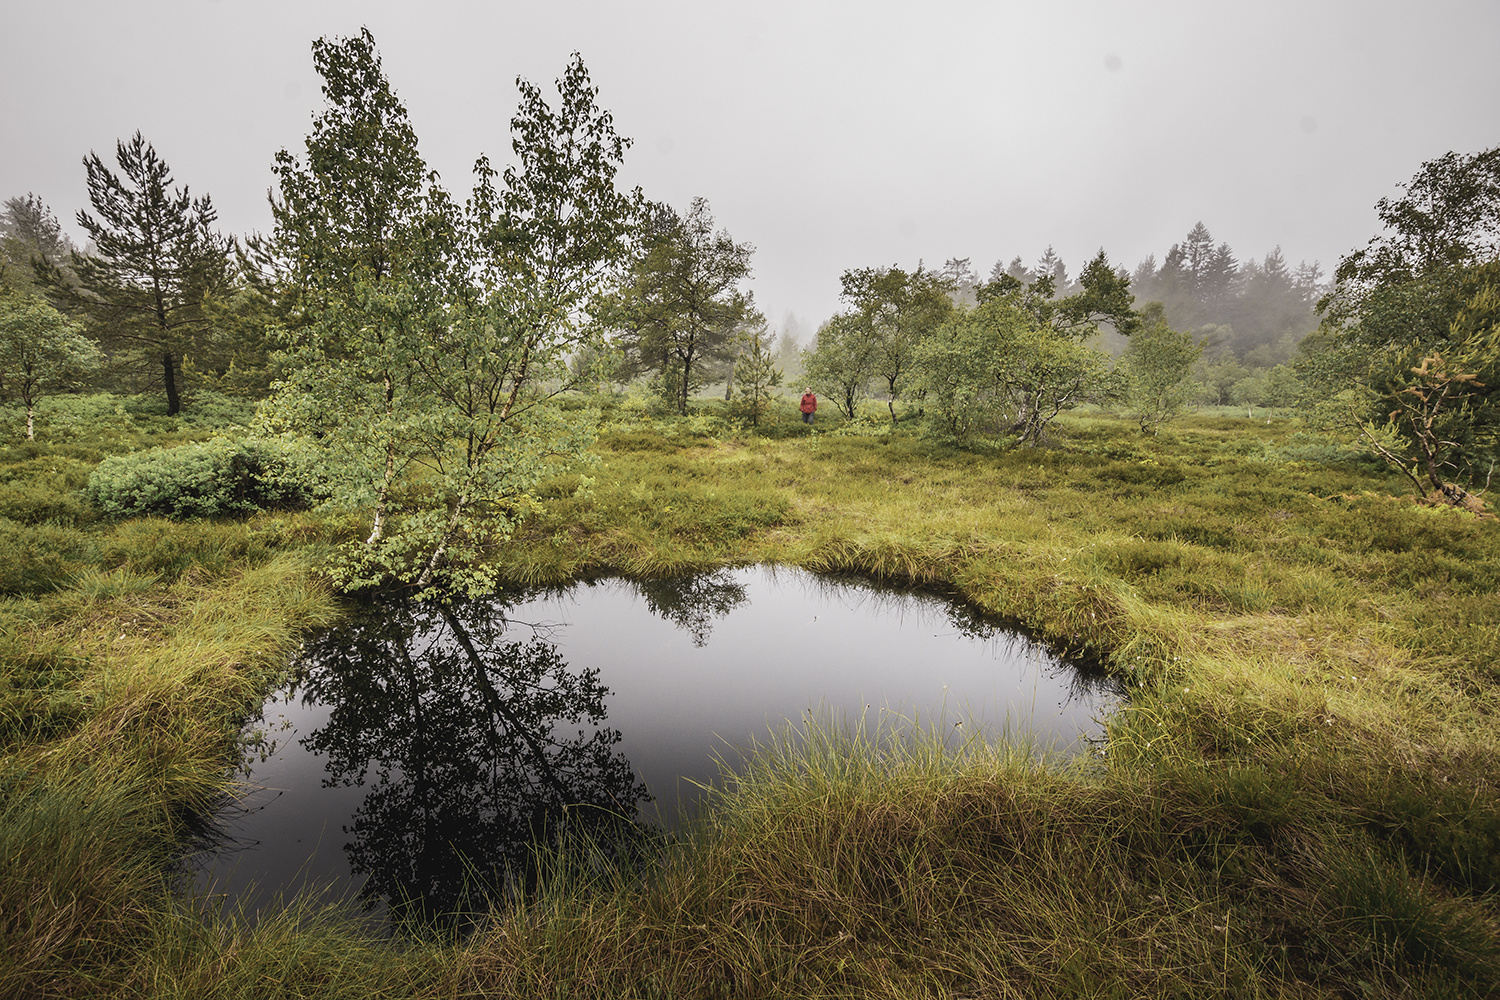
left=367, top=438, right=396, bottom=545
left=416, top=493, right=468, bottom=588
left=679, top=358, right=691, bottom=415
left=163, top=351, right=181, bottom=416
left=367, top=371, right=398, bottom=545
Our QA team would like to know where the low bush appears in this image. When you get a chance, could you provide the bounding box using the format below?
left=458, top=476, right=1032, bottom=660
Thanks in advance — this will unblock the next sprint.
left=85, top=437, right=325, bottom=520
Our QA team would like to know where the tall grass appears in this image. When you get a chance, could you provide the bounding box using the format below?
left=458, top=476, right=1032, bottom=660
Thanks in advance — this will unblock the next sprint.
left=450, top=715, right=1500, bottom=997
left=0, top=402, right=350, bottom=995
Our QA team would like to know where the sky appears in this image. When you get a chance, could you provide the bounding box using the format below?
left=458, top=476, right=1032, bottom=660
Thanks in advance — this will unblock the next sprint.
left=4, top=0, right=1498, bottom=339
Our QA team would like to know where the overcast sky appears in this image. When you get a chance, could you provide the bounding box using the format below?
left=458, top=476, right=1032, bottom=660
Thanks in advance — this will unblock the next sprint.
left=4, top=0, right=1497, bottom=337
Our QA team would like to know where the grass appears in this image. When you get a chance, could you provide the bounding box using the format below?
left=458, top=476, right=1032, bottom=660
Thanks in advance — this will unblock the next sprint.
left=3, top=393, right=1499, bottom=997
left=450, top=727, right=1500, bottom=997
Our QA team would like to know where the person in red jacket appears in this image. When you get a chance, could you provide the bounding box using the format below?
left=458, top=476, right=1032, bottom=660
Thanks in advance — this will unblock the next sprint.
left=799, top=388, right=818, bottom=424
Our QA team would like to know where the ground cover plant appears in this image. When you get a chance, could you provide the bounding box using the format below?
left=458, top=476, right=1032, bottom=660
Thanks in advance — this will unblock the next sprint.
left=2, top=393, right=1498, bottom=998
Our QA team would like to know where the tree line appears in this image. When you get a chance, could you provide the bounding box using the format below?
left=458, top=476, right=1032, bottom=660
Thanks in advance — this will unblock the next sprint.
left=0, top=29, right=806, bottom=592
left=1, top=26, right=1496, bottom=598
left=798, top=251, right=1203, bottom=443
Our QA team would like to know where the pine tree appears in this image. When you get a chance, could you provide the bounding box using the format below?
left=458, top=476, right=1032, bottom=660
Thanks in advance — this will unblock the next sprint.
left=613, top=198, right=754, bottom=414
left=732, top=322, right=782, bottom=426
left=34, top=133, right=228, bottom=414
left=1, top=194, right=78, bottom=296
left=1034, top=246, right=1069, bottom=292
left=1182, top=221, right=1216, bottom=301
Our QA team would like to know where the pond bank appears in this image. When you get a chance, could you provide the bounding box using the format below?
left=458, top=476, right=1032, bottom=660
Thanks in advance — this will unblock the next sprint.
left=199, top=565, right=1119, bottom=922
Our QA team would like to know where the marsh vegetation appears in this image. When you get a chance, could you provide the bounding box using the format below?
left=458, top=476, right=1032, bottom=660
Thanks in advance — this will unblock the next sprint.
left=3, top=391, right=1498, bottom=998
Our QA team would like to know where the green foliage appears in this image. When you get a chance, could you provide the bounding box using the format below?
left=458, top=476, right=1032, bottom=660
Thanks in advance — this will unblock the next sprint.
left=4, top=405, right=1500, bottom=995
left=0, top=454, right=94, bottom=524
left=1357, top=775, right=1500, bottom=893
left=1, top=194, right=79, bottom=298
left=802, top=312, right=876, bottom=420
left=0, top=642, right=89, bottom=743
left=0, top=517, right=94, bottom=594
left=1120, top=303, right=1202, bottom=434
left=263, top=27, right=451, bottom=300
left=1308, top=147, right=1500, bottom=501
left=1251, top=431, right=1379, bottom=467
left=978, top=248, right=1139, bottom=339
left=1055, top=248, right=1141, bottom=336
left=1132, top=228, right=1322, bottom=357
left=1316, top=841, right=1500, bottom=980
left=84, top=436, right=324, bottom=520
left=468, top=51, right=644, bottom=345
left=0, top=290, right=102, bottom=439
left=910, top=296, right=1027, bottom=443
left=1330, top=145, right=1500, bottom=292
left=913, top=295, right=1117, bottom=447
left=1195, top=351, right=1246, bottom=405
left=834, top=263, right=956, bottom=422
left=1309, top=265, right=1500, bottom=503
left=189, top=281, right=276, bottom=398
left=262, top=33, right=638, bottom=596
left=1230, top=362, right=1303, bottom=409
left=730, top=323, right=782, bottom=426
left=0, top=768, right=179, bottom=995
left=607, top=197, right=755, bottom=415
left=32, top=132, right=230, bottom=415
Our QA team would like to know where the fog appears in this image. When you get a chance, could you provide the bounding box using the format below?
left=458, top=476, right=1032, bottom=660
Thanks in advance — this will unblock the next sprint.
left=3, top=0, right=1497, bottom=336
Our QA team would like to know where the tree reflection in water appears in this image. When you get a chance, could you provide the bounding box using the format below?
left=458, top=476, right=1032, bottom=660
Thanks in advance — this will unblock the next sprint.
left=632, top=569, right=748, bottom=647
left=293, top=598, right=650, bottom=927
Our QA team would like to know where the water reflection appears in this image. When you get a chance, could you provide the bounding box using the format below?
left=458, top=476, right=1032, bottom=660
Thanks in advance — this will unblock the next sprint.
left=204, top=566, right=1119, bottom=928
left=291, top=599, right=648, bottom=924
left=633, top=569, right=748, bottom=647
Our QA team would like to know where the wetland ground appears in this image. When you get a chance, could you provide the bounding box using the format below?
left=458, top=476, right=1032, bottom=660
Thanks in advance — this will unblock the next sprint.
left=3, top=394, right=1498, bottom=998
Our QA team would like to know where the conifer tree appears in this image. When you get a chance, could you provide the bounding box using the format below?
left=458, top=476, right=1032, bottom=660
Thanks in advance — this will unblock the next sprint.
left=35, top=133, right=228, bottom=414
left=731, top=321, right=782, bottom=426
left=0, top=194, right=78, bottom=296
left=613, top=197, right=754, bottom=414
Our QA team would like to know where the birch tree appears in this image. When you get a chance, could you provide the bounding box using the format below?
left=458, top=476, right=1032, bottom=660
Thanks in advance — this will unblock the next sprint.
left=0, top=292, right=100, bottom=439
left=263, top=31, right=639, bottom=595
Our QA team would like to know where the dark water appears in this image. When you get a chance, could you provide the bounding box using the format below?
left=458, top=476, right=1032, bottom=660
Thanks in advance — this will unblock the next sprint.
left=196, top=565, right=1118, bottom=925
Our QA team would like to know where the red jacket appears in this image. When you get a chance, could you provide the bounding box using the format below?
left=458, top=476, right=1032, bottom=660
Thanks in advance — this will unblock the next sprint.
left=800, top=393, right=817, bottom=413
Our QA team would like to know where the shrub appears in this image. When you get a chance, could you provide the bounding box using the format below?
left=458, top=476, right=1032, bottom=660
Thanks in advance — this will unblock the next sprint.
left=116, top=390, right=255, bottom=429
left=0, top=481, right=91, bottom=526
left=85, top=437, right=325, bottom=520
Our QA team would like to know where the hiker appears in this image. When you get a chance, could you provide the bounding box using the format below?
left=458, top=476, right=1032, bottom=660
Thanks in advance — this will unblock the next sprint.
left=800, top=388, right=818, bottom=424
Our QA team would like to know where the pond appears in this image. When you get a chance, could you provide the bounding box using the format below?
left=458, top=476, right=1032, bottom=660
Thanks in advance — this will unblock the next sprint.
left=195, top=565, right=1119, bottom=926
